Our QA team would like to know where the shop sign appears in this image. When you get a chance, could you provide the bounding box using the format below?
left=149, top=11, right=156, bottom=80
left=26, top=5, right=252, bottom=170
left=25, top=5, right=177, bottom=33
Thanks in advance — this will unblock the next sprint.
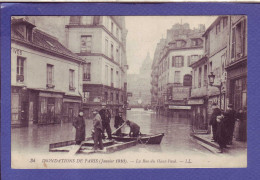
left=187, top=99, right=204, bottom=105
left=169, top=105, right=191, bottom=110
left=127, top=92, right=133, bottom=97
left=93, top=97, right=101, bottom=102
left=172, top=87, right=190, bottom=100
left=183, top=74, right=192, bottom=86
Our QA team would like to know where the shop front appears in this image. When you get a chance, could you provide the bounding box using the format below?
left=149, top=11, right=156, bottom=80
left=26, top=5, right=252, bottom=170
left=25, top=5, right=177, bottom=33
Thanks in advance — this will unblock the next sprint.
left=226, top=59, right=247, bottom=141
left=188, top=98, right=208, bottom=132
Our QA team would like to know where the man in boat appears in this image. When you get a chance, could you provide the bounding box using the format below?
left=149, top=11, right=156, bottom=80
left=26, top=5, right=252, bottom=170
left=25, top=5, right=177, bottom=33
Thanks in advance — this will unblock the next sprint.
left=99, top=103, right=112, bottom=139
left=92, top=109, right=104, bottom=150
left=114, top=111, right=125, bottom=136
left=126, top=120, right=140, bottom=137
left=72, top=109, right=86, bottom=145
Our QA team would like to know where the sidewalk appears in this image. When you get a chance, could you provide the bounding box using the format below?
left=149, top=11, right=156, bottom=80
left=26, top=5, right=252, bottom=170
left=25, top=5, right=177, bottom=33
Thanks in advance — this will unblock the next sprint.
left=191, top=133, right=247, bottom=155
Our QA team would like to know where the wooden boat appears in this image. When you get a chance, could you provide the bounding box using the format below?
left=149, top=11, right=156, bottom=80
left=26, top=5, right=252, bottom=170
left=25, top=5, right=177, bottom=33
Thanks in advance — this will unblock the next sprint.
left=112, top=133, right=164, bottom=144
left=49, top=137, right=137, bottom=154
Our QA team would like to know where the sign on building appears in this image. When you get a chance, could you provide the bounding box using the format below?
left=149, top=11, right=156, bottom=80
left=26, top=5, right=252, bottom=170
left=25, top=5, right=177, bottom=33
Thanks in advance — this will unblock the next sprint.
left=127, top=92, right=133, bottom=97
left=172, top=87, right=190, bottom=100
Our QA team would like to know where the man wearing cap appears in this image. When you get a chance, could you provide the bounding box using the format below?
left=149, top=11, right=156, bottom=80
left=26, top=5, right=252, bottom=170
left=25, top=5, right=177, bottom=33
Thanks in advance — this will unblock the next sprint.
left=209, top=102, right=221, bottom=142
left=224, top=104, right=237, bottom=145
left=72, top=109, right=86, bottom=145
left=99, top=103, right=112, bottom=139
left=92, top=109, right=103, bottom=150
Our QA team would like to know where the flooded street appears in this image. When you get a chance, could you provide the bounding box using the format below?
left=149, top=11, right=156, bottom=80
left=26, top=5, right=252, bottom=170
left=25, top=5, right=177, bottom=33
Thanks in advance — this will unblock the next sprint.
left=11, top=108, right=210, bottom=156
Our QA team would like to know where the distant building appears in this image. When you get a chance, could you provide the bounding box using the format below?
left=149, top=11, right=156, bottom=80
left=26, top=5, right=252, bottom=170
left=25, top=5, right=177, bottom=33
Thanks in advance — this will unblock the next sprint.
left=151, top=38, right=167, bottom=108
left=128, top=53, right=152, bottom=107
left=155, top=23, right=205, bottom=117
left=11, top=17, right=84, bottom=127
left=65, top=16, right=128, bottom=117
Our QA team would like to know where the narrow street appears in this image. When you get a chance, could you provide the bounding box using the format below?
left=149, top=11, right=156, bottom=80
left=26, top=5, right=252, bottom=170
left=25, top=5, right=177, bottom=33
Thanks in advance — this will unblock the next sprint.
left=11, top=108, right=211, bottom=156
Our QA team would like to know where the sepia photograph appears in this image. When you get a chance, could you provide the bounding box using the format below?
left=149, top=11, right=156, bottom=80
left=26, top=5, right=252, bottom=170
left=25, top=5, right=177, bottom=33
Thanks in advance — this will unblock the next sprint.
left=10, top=15, right=247, bottom=169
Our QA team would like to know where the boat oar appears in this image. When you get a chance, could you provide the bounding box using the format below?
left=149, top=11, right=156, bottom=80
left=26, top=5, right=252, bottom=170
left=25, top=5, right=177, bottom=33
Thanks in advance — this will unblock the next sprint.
left=112, top=121, right=127, bottom=135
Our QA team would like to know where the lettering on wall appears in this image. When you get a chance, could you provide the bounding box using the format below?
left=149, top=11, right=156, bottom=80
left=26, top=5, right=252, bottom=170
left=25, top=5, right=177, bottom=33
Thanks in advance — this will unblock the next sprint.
left=11, top=47, right=23, bottom=56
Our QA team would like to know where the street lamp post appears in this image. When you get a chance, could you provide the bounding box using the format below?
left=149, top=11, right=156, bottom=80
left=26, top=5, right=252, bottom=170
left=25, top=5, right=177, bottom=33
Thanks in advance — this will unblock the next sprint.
left=208, top=72, right=223, bottom=110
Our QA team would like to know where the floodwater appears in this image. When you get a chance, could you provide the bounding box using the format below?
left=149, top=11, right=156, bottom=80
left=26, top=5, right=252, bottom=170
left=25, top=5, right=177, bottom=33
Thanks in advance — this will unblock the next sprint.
left=11, top=108, right=210, bottom=156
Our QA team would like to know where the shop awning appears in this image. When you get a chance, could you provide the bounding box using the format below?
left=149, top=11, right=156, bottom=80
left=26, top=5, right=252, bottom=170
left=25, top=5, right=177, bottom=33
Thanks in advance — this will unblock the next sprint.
left=187, top=99, right=204, bottom=105
left=169, top=105, right=191, bottom=110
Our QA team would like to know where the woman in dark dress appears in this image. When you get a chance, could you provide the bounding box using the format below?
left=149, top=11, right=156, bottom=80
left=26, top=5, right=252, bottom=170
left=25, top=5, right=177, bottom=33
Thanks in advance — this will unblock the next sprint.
left=73, top=110, right=86, bottom=145
left=216, top=112, right=228, bottom=153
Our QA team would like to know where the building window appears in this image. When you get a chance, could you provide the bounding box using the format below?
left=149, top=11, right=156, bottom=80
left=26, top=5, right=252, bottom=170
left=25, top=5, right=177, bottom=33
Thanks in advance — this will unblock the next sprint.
left=198, top=67, right=202, bottom=88
left=172, top=56, right=184, bottom=67
left=16, top=56, right=25, bottom=83
left=83, top=63, right=91, bottom=81
left=216, top=22, right=221, bottom=34
left=231, top=19, right=246, bottom=60
left=191, top=55, right=199, bottom=64
left=116, top=28, right=119, bottom=39
left=83, top=92, right=90, bottom=102
left=116, top=71, right=119, bottom=87
left=223, top=17, right=228, bottom=28
left=111, top=22, right=114, bottom=34
left=233, top=78, right=247, bottom=111
left=105, top=39, right=108, bottom=56
left=204, top=65, right=208, bottom=86
left=174, top=71, right=180, bottom=83
left=105, top=65, right=108, bottom=85
left=81, top=35, right=92, bottom=53
left=116, top=48, right=119, bottom=62
left=192, top=39, right=201, bottom=46
left=116, top=93, right=119, bottom=103
left=205, top=35, right=210, bottom=53
left=111, top=68, right=114, bottom=87
left=111, top=92, right=113, bottom=102
left=111, top=44, right=114, bottom=59
left=69, top=69, right=75, bottom=90
left=47, top=64, right=54, bottom=87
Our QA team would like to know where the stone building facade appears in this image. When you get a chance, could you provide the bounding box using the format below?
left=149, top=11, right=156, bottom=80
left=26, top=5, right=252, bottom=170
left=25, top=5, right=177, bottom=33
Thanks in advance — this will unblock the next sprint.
left=11, top=18, right=84, bottom=127
left=153, top=23, right=206, bottom=117
left=65, top=16, right=128, bottom=117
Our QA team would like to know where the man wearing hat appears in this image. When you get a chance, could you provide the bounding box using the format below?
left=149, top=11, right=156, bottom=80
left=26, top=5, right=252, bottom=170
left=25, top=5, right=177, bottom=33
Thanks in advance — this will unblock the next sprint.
left=224, top=104, right=237, bottom=145
left=99, top=103, right=112, bottom=139
left=72, top=109, right=86, bottom=145
left=209, top=102, right=221, bottom=142
left=92, top=109, right=103, bottom=150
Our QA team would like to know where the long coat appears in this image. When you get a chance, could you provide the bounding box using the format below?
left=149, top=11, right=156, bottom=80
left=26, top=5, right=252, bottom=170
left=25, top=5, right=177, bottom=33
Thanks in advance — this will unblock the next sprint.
left=216, top=116, right=228, bottom=147
left=73, top=116, right=86, bottom=142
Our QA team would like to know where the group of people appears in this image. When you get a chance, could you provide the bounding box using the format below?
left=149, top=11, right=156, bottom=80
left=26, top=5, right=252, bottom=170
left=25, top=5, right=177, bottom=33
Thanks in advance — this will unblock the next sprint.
left=210, top=103, right=247, bottom=153
left=72, top=104, right=141, bottom=151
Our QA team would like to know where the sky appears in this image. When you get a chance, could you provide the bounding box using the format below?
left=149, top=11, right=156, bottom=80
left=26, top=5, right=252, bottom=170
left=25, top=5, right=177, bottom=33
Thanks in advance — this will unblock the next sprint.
left=125, top=16, right=217, bottom=74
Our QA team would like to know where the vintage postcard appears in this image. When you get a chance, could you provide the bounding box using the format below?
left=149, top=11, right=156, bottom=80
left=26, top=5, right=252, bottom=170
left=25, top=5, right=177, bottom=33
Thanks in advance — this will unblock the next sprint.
left=10, top=15, right=247, bottom=169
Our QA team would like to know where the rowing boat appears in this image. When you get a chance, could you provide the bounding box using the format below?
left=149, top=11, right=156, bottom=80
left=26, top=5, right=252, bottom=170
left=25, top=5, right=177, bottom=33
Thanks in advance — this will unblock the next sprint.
left=112, top=133, right=164, bottom=144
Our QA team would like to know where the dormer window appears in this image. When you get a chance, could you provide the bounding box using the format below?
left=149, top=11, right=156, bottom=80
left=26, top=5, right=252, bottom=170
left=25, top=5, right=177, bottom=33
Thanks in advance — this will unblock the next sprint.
left=176, top=40, right=186, bottom=48
left=26, top=27, right=32, bottom=42
left=192, top=38, right=202, bottom=46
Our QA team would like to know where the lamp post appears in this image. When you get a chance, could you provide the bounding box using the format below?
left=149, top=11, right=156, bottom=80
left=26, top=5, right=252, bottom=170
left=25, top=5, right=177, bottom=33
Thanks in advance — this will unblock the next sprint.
left=208, top=72, right=223, bottom=109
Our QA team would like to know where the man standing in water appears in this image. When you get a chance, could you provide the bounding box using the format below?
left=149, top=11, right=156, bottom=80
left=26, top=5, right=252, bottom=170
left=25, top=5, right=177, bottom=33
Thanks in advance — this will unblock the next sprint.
left=99, top=103, right=112, bottom=139
left=92, top=109, right=103, bottom=151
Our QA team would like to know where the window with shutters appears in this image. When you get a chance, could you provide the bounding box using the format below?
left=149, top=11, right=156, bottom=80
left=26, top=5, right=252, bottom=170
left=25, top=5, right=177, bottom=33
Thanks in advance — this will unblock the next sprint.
left=105, top=38, right=108, bottom=56
left=223, top=17, right=228, bottom=28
